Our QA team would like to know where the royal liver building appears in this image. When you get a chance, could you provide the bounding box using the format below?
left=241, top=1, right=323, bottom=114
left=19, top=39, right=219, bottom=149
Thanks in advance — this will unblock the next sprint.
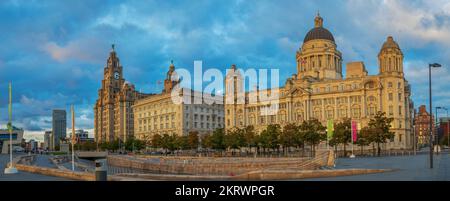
left=94, top=46, right=149, bottom=143
left=225, top=13, right=414, bottom=149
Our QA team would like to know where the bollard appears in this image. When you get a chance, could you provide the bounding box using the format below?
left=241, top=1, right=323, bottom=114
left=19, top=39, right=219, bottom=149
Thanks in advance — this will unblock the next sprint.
left=95, top=159, right=108, bottom=181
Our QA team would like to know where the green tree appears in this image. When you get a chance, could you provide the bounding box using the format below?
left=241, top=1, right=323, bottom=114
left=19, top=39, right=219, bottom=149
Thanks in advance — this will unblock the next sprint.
left=210, top=128, right=226, bottom=150
left=108, top=140, right=119, bottom=152
left=225, top=128, right=245, bottom=154
left=367, top=111, right=395, bottom=156
left=243, top=125, right=257, bottom=152
left=125, top=137, right=145, bottom=152
left=300, top=119, right=326, bottom=157
left=332, top=118, right=352, bottom=155
left=161, top=134, right=176, bottom=153
left=280, top=123, right=298, bottom=154
left=259, top=124, right=281, bottom=153
left=200, top=134, right=212, bottom=149
left=187, top=131, right=199, bottom=150
left=151, top=134, right=162, bottom=149
left=356, top=126, right=372, bottom=155
left=293, top=122, right=306, bottom=155
left=176, top=135, right=189, bottom=150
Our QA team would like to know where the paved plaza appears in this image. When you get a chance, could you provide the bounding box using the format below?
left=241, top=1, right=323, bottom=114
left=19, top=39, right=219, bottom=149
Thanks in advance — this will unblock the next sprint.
left=1, top=150, right=449, bottom=181
left=0, top=154, right=69, bottom=181
left=303, top=150, right=450, bottom=181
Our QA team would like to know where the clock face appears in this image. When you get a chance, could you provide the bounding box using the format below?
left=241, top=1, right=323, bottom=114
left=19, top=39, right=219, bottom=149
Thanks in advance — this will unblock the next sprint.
left=114, top=72, right=120, bottom=80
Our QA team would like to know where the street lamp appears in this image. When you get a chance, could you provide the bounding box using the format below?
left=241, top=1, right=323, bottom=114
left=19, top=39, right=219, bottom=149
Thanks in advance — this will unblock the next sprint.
left=435, top=106, right=447, bottom=155
left=429, top=63, right=442, bottom=169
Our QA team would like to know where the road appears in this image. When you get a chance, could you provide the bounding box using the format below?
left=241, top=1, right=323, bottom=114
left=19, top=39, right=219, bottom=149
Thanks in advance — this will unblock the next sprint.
left=303, top=150, right=450, bottom=181
left=0, top=154, right=70, bottom=181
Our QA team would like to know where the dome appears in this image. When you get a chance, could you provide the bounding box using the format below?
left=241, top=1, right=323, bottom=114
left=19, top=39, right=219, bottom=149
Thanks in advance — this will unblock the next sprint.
left=303, top=12, right=335, bottom=43
left=379, top=36, right=402, bottom=56
left=380, top=36, right=400, bottom=50
left=303, top=27, right=335, bottom=43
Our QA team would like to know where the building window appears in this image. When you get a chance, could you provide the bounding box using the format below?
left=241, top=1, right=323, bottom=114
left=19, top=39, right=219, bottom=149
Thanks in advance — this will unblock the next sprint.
left=388, top=82, right=393, bottom=88
left=260, top=116, right=265, bottom=124
left=389, top=106, right=393, bottom=116
left=398, top=93, right=402, bottom=101
left=351, top=107, right=360, bottom=118
left=339, top=108, right=347, bottom=117
left=369, top=105, right=376, bottom=116
left=399, top=106, right=402, bottom=115
left=388, top=93, right=393, bottom=101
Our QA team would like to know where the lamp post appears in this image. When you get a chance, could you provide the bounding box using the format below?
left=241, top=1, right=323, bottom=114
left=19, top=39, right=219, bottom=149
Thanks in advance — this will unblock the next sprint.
left=435, top=106, right=447, bottom=155
left=447, top=109, right=449, bottom=153
left=413, top=114, right=416, bottom=155
left=429, top=63, right=442, bottom=169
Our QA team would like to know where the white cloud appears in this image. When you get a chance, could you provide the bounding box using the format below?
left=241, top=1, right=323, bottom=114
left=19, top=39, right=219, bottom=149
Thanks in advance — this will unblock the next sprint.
left=42, top=38, right=105, bottom=63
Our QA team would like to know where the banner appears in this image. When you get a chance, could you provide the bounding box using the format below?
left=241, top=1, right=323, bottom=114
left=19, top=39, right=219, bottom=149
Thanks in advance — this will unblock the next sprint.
left=327, top=119, right=334, bottom=141
left=351, top=120, right=358, bottom=142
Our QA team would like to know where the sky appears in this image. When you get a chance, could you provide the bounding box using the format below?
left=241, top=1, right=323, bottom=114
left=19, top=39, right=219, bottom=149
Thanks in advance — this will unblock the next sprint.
left=0, top=0, right=450, bottom=141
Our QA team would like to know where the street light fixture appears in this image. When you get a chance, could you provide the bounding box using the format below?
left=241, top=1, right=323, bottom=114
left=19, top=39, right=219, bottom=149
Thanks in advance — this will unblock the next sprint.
left=429, top=63, right=442, bottom=169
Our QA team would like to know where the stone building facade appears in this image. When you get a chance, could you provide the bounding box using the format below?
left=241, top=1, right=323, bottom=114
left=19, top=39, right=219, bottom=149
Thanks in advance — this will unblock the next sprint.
left=225, top=13, right=414, bottom=149
left=414, top=105, right=434, bottom=145
left=94, top=45, right=149, bottom=143
left=133, top=62, right=224, bottom=141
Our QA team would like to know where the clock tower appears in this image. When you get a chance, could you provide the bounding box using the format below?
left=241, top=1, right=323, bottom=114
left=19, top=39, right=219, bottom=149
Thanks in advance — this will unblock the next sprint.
left=94, top=45, right=149, bottom=143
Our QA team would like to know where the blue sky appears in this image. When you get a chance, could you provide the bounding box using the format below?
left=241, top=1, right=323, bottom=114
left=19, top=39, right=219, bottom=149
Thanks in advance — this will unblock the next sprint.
left=1, top=0, right=450, bottom=140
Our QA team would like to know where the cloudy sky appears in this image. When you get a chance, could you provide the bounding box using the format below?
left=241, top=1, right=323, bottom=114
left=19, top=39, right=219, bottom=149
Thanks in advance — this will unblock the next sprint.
left=0, top=0, right=449, bottom=141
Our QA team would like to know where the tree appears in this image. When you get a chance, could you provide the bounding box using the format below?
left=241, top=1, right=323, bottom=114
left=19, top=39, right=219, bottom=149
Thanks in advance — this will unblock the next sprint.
left=367, top=111, right=395, bottom=156
left=108, top=140, right=119, bottom=152
left=187, top=131, right=199, bottom=150
left=293, top=123, right=306, bottom=155
left=332, top=118, right=352, bottom=155
left=151, top=134, right=162, bottom=149
left=243, top=125, right=257, bottom=152
left=300, top=119, right=326, bottom=157
left=225, top=128, right=245, bottom=154
left=210, top=128, right=226, bottom=150
left=280, top=123, right=298, bottom=154
left=176, top=135, right=189, bottom=150
left=200, top=134, right=212, bottom=149
left=161, top=134, right=176, bottom=153
left=259, top=124, right=281, bottom=153
left=357, top=126, right=372, bottom=155
left=125, top=137, right=145, bottom=152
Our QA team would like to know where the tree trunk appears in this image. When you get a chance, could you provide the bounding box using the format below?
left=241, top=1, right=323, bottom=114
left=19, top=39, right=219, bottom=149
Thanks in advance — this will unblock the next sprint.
left=343, top=143, right=347, bottom=157
left=377, top=142, right=381, bottom=156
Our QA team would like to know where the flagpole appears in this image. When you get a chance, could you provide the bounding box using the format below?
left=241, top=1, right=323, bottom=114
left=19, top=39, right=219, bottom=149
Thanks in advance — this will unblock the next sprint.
left=350, top=120, right=356, bottom=158
left=4, top=82, right=18, bottom=174
left=71, top=105, right=75, bottom=171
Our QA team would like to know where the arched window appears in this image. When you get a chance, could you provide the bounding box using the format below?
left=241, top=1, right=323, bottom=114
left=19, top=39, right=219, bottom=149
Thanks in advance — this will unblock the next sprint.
left=296, top=110, right=304, bottom=121
left=325, top=107, right=334, bottom=119
left=368, top=104, right=377, bottom=116
left=351, top=105, right=361, bottom=117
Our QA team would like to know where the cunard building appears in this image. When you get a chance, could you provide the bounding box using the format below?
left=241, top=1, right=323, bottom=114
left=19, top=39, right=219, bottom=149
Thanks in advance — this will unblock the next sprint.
left=225, top=13, right=414, bottom=149
left=133, top=62, right=224, bottom=141
left=94, top=45, right=149, bottom=143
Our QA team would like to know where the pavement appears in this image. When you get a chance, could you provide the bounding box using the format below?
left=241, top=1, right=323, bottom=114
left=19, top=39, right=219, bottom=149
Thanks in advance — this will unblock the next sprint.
left=0, top=154, right=70, bottom=181
left=302, top=150, right=450, bottom=181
